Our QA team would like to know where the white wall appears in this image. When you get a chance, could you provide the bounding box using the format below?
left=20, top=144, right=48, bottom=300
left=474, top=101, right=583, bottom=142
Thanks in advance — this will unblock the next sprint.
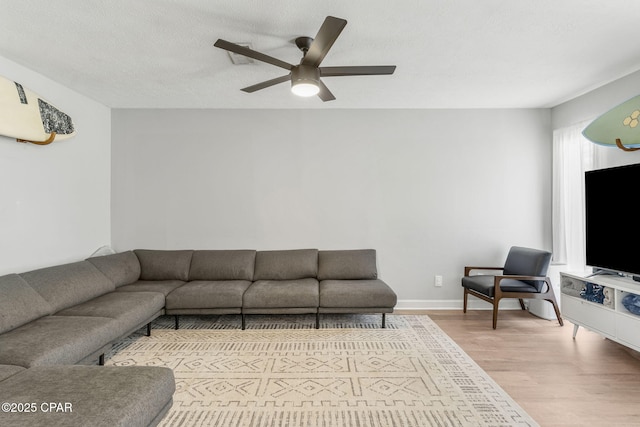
left=112, top=108, right=552, bottom=306
left=0, top=56, right=111, bottom=275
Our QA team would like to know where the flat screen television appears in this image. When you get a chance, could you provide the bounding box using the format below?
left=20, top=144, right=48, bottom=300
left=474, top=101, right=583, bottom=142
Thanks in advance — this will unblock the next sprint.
left=585, top=163, right=640, bottom=278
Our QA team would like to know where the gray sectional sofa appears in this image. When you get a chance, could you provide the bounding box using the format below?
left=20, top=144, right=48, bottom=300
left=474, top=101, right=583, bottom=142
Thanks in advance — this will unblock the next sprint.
left=0, top=248, right=396, bottom=426
left=0, top=270, right=174, bottom=427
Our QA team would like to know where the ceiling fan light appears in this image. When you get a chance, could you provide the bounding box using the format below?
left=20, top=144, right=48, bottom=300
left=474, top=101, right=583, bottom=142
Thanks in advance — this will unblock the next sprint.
left=291, top=82, right=319, bottom=97
left=291, top=65, right=320, bottom=97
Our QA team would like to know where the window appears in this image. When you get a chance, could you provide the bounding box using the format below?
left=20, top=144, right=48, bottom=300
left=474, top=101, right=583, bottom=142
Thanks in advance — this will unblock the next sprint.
left=552, top=120, right=601, bottom=271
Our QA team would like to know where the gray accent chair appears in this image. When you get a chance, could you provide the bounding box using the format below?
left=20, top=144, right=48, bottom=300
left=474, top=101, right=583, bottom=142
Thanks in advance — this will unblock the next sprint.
left=461, top=246, right=563, bottom=329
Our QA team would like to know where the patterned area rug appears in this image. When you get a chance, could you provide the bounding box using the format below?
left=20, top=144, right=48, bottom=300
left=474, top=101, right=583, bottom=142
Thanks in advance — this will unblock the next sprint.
left=105, top=314, right=538, bottom=427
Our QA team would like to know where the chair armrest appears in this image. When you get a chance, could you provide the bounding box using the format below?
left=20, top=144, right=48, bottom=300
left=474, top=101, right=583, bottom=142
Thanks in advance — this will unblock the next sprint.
left=495, top=274, right=548, bottom=281
left=493, top=275, right=552, bottom=292
left=464, top=266, right=504, bottom=276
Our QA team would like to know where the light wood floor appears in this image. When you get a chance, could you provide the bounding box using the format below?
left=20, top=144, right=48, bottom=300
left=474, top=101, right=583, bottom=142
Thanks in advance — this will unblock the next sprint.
left=398, top=309, right=640, bottom=427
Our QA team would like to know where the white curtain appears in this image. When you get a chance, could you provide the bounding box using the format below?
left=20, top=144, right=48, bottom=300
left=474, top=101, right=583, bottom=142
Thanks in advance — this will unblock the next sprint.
left=552, top=120, right=600, bottom=271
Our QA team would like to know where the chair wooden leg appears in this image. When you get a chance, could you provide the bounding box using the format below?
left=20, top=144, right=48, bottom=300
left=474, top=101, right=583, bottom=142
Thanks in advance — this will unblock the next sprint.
left=382, top=313, right=386, bottom=328
left=544, top=293, right=564, bottom=326
left=550, top=299, right=564, bottom=326
left=174, top=315, right=179, bottom=330
left=463, top=288, right=468, bottom=313
left=492, top=298, right=500, bottom=329
left=519, top=299, right=526, bottom=310
left=146, top=322, right=152, bottom=337
left=540, top=282, right=564, bottom=326
left=98, top=354, right=105, bottom=366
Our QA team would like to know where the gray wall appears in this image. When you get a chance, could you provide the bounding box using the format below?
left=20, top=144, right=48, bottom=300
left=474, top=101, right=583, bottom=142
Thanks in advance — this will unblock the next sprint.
left=112, top=108, right=552, bottom=307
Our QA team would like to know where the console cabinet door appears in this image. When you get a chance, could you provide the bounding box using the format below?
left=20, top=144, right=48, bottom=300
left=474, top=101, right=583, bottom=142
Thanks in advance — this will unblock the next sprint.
left=562, top=295, right=616, bottom=337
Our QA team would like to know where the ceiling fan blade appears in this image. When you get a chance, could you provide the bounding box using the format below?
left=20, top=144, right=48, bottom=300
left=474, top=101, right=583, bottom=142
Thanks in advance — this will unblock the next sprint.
left=241, top=74, right=291, bottom=93
left=214, top=39, right=293, bottom=70
left=317, top=80, right=336, bottom=102
left=302, top=16, right=347, bottom=68
left=320, top=65, right=396, bottom=77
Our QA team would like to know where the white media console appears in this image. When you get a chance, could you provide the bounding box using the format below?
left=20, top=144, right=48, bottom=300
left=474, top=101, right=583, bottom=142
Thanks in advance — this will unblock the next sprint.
left=560, top=271, right=640, bottom=352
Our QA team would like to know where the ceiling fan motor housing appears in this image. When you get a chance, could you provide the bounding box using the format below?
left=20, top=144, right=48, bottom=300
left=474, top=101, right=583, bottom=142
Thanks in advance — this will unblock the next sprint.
left=291, top=65, right=320, bottom=96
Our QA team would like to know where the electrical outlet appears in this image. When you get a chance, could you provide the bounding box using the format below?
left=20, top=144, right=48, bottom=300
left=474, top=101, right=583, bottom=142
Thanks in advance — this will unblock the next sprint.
left=434, top=275, right=443, bottom=287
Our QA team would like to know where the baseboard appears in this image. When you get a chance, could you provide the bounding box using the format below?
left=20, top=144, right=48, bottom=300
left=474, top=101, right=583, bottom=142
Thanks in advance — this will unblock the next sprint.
left=395, top=299, right=525, bottom=311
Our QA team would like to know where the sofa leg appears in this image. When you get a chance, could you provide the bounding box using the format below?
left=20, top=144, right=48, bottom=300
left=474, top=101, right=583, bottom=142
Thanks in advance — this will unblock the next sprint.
left=316, top=313, right=320, bottom=329
left=241, top=314, right=246, bottom=330
left=174, top=315, right=179, bottom=330
left=146, top=322, right=152, bottom=337
left=382, top=313, right=386, bottom=328
left=98, top=354, right=105, bottom=366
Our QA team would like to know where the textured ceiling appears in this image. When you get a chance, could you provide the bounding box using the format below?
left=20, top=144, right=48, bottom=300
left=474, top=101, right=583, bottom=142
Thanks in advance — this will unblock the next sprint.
left=2, top=1, right=640, bottom=109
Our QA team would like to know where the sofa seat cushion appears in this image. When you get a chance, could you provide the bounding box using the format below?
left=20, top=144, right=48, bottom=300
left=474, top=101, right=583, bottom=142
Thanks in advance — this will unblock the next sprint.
left=318, top=249, right=378, bottom=280
left=253, top=249, right=318, bottom=280
left=0, top=364, right=26, bottom=383
left=56, top=291, right=165, bottom=337
left=87, top=251, right=141, bottom=287
left=0, top=274, right=53, bottom=334
left=0, top=316, right=119, bottom=367
left=20, top=261, right=115, bottom=313
left=0, top=365, right=175, bottom=427
left=189, top=250, right=256, bottom=281
left=243, top=279, right=319, bottom=309
left=461, top=275, right=538, bottom=298
left=166, top=280, right=252, bottom=309
left=115, top=280, right=185, bottom=296
left=319, top=279, right=397, bottom=309
left=135, top=249, right=193, bottom=281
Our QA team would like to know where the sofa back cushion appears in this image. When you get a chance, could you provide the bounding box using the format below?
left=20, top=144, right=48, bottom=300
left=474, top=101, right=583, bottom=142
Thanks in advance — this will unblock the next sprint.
left=19, top=261, right=115, bottom=313
left=318, top=249, right=378, bottom=280
left=189, top=250, right=256, bottom=281
left=253, top=249, right=318, bottom=280
left=134, top=249, right=193, bottom=281
left=0, top=274, right=53, bottom=334
left=87, top=251, right=141, bottom=287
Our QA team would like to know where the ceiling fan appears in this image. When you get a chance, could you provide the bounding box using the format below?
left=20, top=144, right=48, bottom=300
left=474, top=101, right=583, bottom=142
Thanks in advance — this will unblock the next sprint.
left=214, top=16, right=396, bottom=102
